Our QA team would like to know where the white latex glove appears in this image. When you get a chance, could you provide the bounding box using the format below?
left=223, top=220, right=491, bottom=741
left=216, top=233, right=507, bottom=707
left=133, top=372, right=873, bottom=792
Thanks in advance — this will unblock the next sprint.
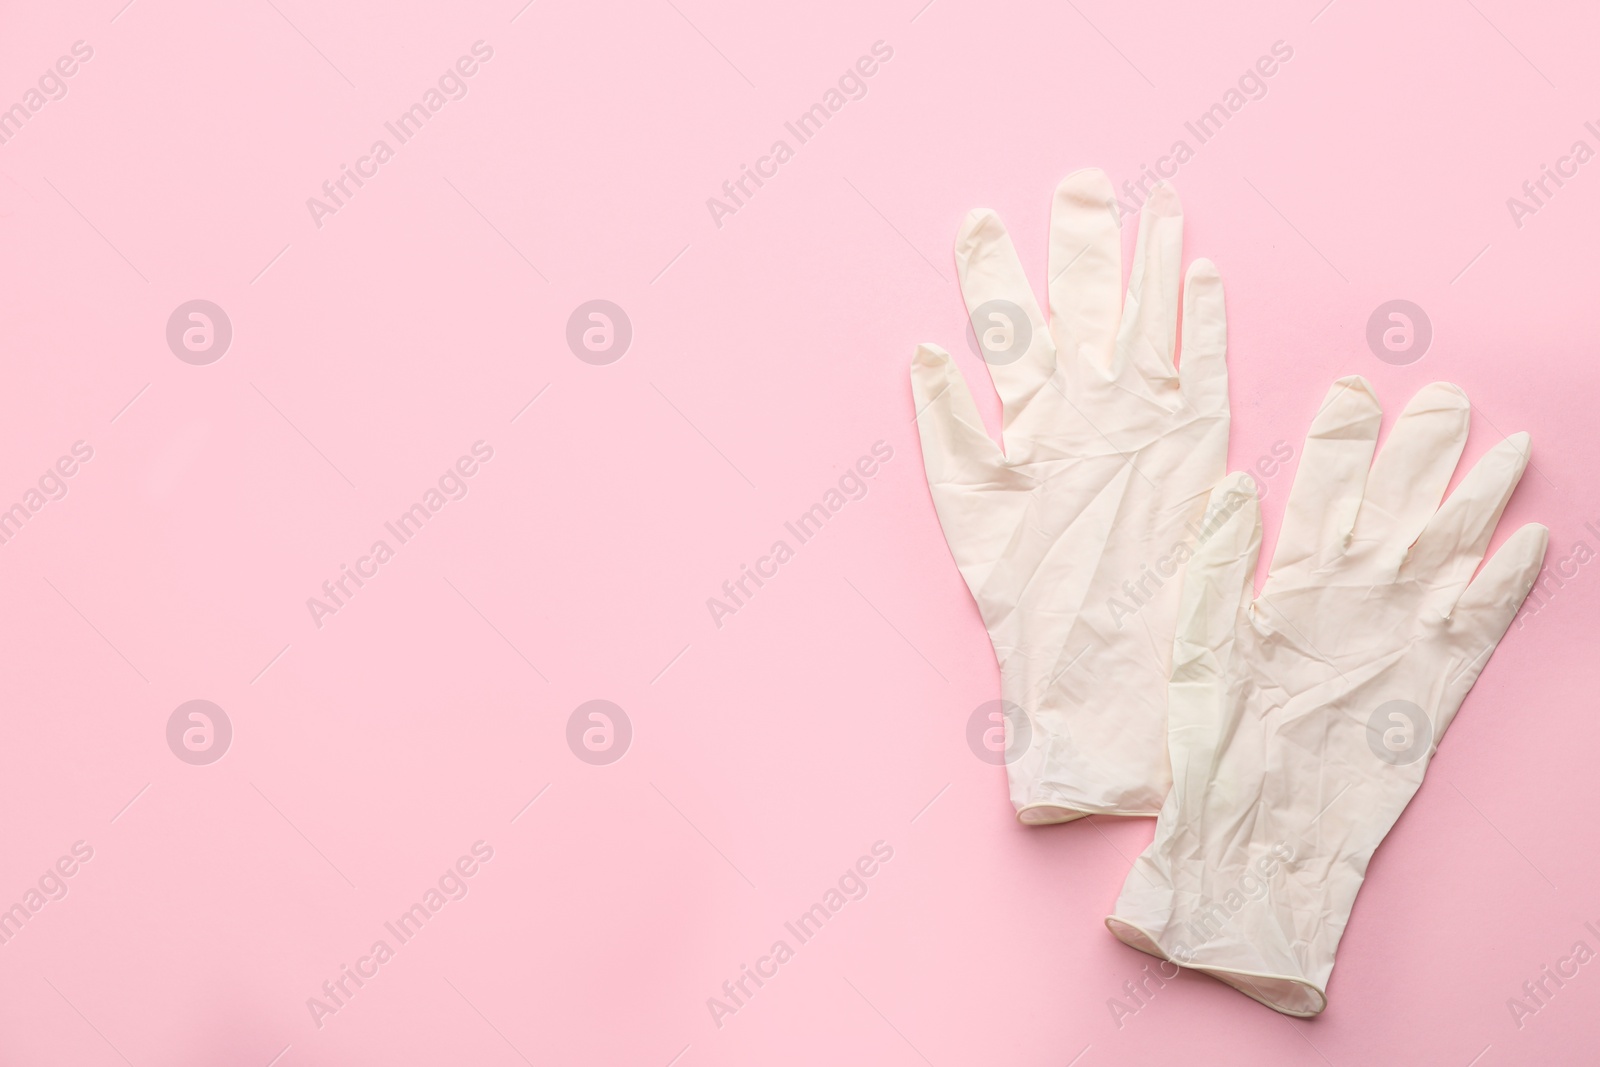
left=1106, top=377, right=1548, bottom=1015
left=912, top=170, right=1228, bottom=823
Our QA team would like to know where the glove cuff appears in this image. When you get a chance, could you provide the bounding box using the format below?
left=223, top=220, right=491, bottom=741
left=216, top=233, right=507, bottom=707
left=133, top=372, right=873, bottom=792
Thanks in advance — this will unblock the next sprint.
left=998, top=661, right=1171, bottom=820
left=1103, top=914, right=1328, bottom=1017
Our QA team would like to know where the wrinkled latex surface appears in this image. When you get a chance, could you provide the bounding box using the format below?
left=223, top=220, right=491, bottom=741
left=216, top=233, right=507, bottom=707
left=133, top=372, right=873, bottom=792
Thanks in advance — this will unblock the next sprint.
left=1106, top=377, right=1548, bottom=1014
left=912, top=171, right=1228, bottom=821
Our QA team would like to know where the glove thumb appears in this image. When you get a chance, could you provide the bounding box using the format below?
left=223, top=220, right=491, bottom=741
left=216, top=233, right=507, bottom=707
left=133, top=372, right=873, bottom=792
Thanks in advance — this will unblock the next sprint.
left=1164, top=470, right=1260, bottom=764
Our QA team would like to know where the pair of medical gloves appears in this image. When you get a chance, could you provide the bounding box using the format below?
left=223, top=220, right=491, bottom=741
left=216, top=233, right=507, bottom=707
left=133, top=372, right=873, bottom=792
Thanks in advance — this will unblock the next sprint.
left=912, top=170, right=1547, bottom=1016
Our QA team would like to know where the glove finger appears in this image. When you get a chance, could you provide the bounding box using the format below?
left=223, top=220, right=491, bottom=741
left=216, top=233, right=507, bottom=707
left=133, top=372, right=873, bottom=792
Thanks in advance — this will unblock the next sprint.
left=1408, top=432, right=1532, bottom=607
left=1172, top=472, right=1262, bottom=687
left=910, top=343, right=1001, bottom=485
left=1437, top=522, right=1548, bottom=736
left=1176, top=258, right=1228, bottom=414
left=1047, top=168, right=1122, bottom=376
left=955, top=209, right=1057, bottom=432
left=1112, top=182, right=1183, bottom=393
left=1267, top=377, right=1382, bottom=581
left=1351, top=382, right=1470, bottom=554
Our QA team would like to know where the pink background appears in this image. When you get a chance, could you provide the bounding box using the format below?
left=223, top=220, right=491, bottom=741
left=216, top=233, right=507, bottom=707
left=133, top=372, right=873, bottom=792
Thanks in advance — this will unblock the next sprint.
left=1, top=0, right=1597, bottom=1063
